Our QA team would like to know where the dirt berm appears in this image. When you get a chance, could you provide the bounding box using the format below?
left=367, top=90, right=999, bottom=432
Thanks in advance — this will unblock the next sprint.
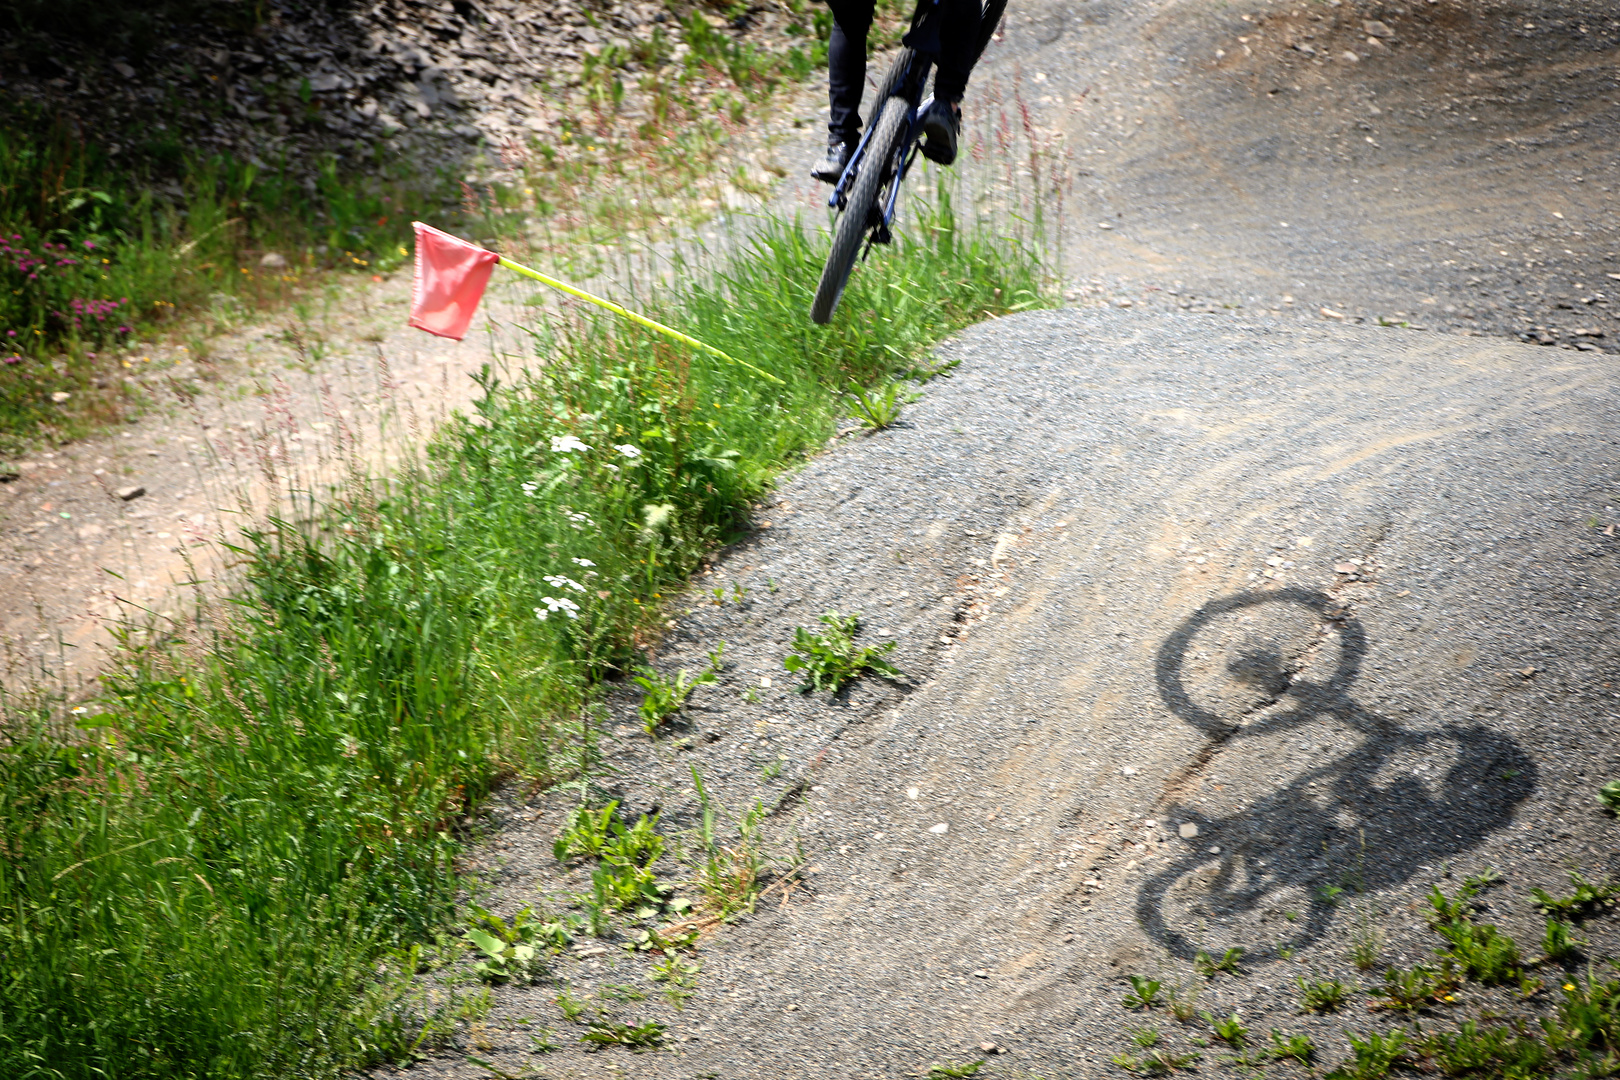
left=402, top=310, right=1620, bottom=1079
left=349, top=0, right=1620, bottom=1074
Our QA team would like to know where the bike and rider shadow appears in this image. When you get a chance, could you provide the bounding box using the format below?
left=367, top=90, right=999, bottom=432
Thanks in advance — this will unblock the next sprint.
left=1136, top=587, right=1536, bottom=962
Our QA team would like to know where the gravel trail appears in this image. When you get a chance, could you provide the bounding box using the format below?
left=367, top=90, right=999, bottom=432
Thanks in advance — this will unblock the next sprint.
left=398, top=310, right=1620, bottom=1078
left=11, top=0, right=1620, bottom=1073
left=378, top=1, right=1620, bottom=1076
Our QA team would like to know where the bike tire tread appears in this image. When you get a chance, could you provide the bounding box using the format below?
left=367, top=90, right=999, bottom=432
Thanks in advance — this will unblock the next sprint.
left=811, top=95, right=910, bottom=325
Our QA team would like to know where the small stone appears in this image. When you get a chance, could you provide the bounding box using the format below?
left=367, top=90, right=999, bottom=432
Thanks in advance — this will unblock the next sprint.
left=50, top=391, right=72, bottom=403
left=784, top=1003, right=798, bottom=1011
left=116, top=485, right=146, bottom=501
left=76, top=524, right=105, bottom=540
left=907, top=786, right=920, bottom=800
left=1209, top=845, right=1222, bottom=854
left=1363, top=19, right=1394, bottom=37
left=260, top=252, right=288, bottom=269
left=1179, top=822, right=1199, bottom=839
left=1341, top=50, right=1361, bottom=62
left=979, top=1041, right=1003, bottom=1053
left=1120, top=766, right=1138, bottom=776
left=928, top=822, right=949, bottom=834
left=1098, top=221, right=1115, bottom=230
left=973, top=969, right=989, bottom=978
left=1334, top=561, right=1358, bottom=574
left=1320, top=306, right=1347, bottom=320
left=1293, top=42, right=1316, bottom=56
left=113, top=61, right=136, bottom=78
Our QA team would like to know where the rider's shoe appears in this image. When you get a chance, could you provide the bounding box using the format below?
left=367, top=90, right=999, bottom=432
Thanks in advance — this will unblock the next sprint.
left=811, top=136, right=855, bottom=184
left=919, top=98, right=962, bottom=166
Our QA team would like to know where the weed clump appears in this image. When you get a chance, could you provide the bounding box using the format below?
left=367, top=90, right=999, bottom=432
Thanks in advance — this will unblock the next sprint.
left=1298, top=975, right=1353, bottom=1013
left=1532, top=871, right=1620, bottom=922
left=1194, top=946, right=1245, bottom=978
left=0, top=205, right=1045, bottom=1079
left=847, top=376, right=921, bottom=430
left=1123, top=974, right=1165, bottom=1010
left=783, top=609, right=903, bottom=693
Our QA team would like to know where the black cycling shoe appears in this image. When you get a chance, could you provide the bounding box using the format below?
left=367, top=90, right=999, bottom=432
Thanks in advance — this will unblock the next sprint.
left=919, top=98, right=962, bottom=166
left=811, top=137, right=856, bottom=184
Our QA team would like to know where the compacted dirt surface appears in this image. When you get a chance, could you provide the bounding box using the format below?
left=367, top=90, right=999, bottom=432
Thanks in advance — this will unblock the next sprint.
left=0, top=272, right=533, bottom=681
left=984, top=0, right=1620, bottom=346
left=376, top=2, right=1620, bottom=1077
left=395, top=313, right=1620, bottom=1079
left=368, top=3, right=1620, bottom=1076
left=6, top=0, right=1620, bottom=1075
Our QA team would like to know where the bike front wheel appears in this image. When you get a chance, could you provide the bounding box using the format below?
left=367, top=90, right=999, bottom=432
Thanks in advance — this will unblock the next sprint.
left=811, top=94, right=911, bottom=325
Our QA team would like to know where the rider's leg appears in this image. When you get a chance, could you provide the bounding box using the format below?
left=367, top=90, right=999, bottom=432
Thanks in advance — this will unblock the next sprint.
left=813, top=0, right=875, bottom=182
left=920, top=0, right=983, bottom=166
left=933, top=0, right=983, bottom=103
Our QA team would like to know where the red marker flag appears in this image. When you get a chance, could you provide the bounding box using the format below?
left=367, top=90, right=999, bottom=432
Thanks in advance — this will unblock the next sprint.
left=404, top=223, right=782, bottom=384
left=408, top=221, right=498, bottom=340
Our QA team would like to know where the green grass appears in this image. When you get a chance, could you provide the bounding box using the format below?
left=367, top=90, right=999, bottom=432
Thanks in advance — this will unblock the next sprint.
left=1315, top=882, right=1620, bottom=1080
left=0, top=99, right=445, bottom=454
left=0, top=197, right=1044, bottom=1080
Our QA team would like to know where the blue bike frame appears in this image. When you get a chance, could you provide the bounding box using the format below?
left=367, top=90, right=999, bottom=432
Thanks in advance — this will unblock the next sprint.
left=827, top=92, right=934, bottom=240
left=826, top=0, right=943, bottom=240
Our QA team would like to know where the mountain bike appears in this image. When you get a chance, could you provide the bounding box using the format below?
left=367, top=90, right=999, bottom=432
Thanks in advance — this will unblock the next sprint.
left=809, top=0, right=1007, bottom=325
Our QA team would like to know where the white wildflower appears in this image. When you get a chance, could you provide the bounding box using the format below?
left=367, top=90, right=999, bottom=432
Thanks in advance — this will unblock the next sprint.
left=520, top=480, right=539, bottom=496
left=534, top=596, right=581, bottom=620
left=550, top=434, right=591, bottom=454
left=614, top=443, right=642, bottom=460
left=572, top=558, right=596, bottom=567
left=543, top=574, right=586, bottom=593
left=562, top=509, right=594, bottom=530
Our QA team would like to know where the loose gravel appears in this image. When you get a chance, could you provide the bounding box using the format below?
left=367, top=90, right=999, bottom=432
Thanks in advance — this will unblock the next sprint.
left=395, top=309, right=1620, bottom=1078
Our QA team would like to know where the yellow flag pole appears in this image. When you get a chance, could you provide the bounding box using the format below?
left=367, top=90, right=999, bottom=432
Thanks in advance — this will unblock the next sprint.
left=496, top=256, right=783, bottom=385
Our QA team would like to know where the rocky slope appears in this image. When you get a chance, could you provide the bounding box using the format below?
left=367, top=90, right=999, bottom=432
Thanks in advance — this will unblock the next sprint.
left=1, top=0, right=820, bottom=192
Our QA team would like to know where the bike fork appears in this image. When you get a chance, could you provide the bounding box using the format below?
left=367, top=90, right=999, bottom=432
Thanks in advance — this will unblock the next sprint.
left=875, top=93, right=931, bottom=243
left=829, top=118, right=883, bottom=210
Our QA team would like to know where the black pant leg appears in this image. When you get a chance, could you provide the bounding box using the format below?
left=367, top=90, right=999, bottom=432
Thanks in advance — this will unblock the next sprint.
left=825, top=0, right=875, bottom=141
left=933, top=0, right=982, bottom=102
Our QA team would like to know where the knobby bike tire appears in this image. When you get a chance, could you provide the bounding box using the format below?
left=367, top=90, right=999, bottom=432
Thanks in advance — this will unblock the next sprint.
left=870, top=46, right=915, bottom=116
left=810, top=95, right=910, bottom=325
